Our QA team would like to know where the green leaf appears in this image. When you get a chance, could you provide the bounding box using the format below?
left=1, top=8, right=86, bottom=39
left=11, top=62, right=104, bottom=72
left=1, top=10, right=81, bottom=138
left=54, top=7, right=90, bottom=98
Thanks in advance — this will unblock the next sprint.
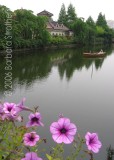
left=46, top=155, right=61, bottom=160
left=46, top=154, right=52, bottom=160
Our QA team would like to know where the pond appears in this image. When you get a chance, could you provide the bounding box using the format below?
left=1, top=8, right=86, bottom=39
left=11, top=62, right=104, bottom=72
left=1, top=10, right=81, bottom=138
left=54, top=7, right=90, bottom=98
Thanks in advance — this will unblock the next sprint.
left=0, top=45, right=114, bottom=160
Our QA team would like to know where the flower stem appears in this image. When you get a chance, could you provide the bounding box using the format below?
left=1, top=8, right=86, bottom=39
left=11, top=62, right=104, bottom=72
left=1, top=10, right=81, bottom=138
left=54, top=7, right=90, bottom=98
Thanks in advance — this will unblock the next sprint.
left=71, top=139, right=84, bottom=160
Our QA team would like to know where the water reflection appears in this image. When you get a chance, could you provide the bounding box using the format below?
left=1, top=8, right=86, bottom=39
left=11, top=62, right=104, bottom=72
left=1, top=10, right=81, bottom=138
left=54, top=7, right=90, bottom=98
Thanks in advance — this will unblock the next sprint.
left=0, top=45, right=113, bottom=94
left=107, top=145, right=114, bottom=160
left=0, top=45, right=114, bottom=160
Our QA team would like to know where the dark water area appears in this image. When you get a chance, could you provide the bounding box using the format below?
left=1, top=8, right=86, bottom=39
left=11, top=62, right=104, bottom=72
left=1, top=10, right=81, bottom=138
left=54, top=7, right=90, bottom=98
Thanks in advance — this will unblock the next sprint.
left=0, top=45, right=114, bottom=160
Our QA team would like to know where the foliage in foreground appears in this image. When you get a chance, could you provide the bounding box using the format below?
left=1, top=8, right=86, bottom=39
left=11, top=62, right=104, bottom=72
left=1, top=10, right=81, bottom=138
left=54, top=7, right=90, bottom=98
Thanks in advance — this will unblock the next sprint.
left=0, top=99, right=102, bottom=160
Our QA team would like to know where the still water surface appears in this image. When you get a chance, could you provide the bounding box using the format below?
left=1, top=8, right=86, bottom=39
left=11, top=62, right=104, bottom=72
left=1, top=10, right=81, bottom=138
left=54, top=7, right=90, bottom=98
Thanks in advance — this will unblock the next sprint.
left=0, top=46, right=114, bottom=159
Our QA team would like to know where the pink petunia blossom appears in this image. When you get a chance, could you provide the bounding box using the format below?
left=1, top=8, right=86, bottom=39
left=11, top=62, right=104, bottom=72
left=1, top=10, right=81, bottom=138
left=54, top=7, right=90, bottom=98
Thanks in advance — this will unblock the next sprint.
left=1, top=99, right=32, bottom=121
left=16, top=98, right=32, bottom=113
left=50, top=117, right=77, bottom=144
left=23, top=132, right=40, bottom=146
left=26, top=112, right=44, bottom=127
left=85, top=132, right=102, bottom=153
left=3, top=113, right=23, bottom=121
left=1, top=102, right=23, bottom=121
left=21, top=152, right=42, bottom=160
left=3, top=102, right=16, bottom=115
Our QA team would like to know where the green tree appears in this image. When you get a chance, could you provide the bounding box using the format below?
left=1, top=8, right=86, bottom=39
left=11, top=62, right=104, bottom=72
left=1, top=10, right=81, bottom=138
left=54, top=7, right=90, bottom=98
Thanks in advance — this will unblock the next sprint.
left=96, top=13, right=113, bottom=44
left=86, top=16, right=95, bottom=28
left=12, top=9, right=50, bottom=48
left=96, top=26, right=105, bottom=35
left=72, top=18, right=87, bottom=44
left=58, top=3, right=66, bottom=25
left=12, top=9, right=36, bottom=48
left=35, top=16, right=51, bottom=46
left=0, top=5, right=12, bottom=49
left=66, top=3, right=77, bottom=26
left=86, top=16, right=96, bottom=44
left=96, top=12, right=108, bottom=29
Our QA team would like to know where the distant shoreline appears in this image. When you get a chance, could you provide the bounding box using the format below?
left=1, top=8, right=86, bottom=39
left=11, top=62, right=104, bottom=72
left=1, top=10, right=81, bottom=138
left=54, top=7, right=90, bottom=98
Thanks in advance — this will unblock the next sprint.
left=0, top=44, right=77, bottom=55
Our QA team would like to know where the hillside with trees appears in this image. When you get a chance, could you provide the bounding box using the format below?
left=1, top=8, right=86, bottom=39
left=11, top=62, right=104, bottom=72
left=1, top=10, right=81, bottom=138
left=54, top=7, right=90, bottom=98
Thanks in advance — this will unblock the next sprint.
left=58, top=3, right=114, bottom=45
left=0, top=4, right=114, bottom=50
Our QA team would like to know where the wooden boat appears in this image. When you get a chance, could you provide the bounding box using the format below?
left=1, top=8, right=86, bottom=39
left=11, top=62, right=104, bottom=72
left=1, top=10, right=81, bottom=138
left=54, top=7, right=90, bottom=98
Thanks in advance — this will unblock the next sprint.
left=83, top=52, right=105, bottom=58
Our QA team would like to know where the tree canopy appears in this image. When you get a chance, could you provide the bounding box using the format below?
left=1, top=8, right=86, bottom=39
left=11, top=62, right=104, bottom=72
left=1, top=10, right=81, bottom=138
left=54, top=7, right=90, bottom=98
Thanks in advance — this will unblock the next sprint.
left=0, top=4, right=114, bottom=50
left=96, top=12, right=108, bottom=29
left=67, top=3, right=77, bottom=22
left=58, top=3, right=66, bottom=24
left=0, top=6, right=50, bottom=49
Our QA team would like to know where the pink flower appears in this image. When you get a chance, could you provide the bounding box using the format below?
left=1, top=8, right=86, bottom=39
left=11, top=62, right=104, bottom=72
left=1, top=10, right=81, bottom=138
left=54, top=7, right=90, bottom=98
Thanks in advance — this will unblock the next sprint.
left=85, top=132, right=102, bottom=153
left=2, top=102, right=23, bottom=121
left=50, top=117, right=77, bottom=144
left=3, top=102, right=16, bottom=115
left=21, top=152, right=42, bottom=160
left=16, top=98, right=32, bottom=113
left=2, top=113, right=22, bottom=121
left=26, top=112, right=44, bottom=127
left=23, top=132, right=40, bottom=146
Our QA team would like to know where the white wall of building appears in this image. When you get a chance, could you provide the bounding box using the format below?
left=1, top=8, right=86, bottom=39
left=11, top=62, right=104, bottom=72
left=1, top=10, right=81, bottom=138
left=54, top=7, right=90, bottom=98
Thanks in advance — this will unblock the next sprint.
left=50, top=31, right=65, bottom=36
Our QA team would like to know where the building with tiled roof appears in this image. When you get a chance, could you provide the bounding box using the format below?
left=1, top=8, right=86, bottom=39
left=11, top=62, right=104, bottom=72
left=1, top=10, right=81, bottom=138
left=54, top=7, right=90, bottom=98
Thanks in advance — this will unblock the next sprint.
left=37, top=10, right=53, bottom=17
left=37, top=10, right=73, bottom=36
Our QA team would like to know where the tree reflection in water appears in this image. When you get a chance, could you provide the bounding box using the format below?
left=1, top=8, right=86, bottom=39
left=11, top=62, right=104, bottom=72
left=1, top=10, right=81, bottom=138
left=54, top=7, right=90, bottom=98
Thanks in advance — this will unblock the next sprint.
left=107, top=145, right=114, bottom=160
left=0, top=46, right=113, bottom=94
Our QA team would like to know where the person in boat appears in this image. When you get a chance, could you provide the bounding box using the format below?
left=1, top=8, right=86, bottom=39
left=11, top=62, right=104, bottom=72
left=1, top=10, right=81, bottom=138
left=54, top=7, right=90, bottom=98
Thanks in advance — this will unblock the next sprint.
left=90, top=50, right=94, bottom=54
left=100, top=49, right=103, bottom=53
left=98, top=49, right=103, bottom=54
